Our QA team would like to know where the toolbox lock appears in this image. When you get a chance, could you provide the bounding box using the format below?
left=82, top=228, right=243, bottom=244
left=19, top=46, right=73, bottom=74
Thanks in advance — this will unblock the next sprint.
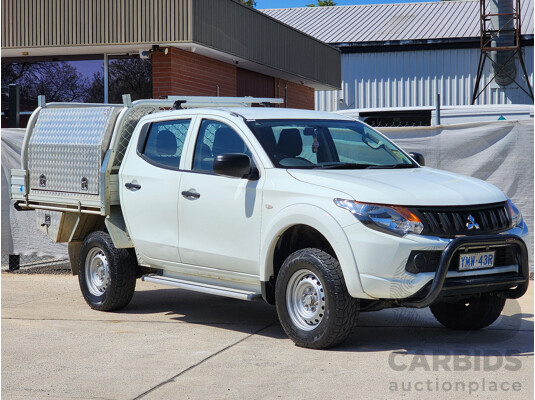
left=39, top=174, right=46, bottom=187
left=81, top=177, right=88, bottom=191
left=41, top=214, right=51, bottom=227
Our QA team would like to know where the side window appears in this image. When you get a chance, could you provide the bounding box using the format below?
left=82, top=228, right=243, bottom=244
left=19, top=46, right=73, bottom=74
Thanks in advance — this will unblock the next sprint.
left=192, top=120, right=251, bottom=173
left=139, top=119, right=191, bottom=170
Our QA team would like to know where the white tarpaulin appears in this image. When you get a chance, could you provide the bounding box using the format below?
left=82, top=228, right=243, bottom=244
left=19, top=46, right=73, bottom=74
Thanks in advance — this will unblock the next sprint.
left=1, top=120, right=533, bottom=266
left=383, top=119, right=534, bottom=264
left=1, top=128, right=68, bottom=261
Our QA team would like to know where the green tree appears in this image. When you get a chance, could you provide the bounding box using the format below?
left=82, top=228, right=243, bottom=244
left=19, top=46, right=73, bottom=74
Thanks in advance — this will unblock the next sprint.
left=240, top=0, right=256, bottom=7
left=306, top=0, right=337, bottom=6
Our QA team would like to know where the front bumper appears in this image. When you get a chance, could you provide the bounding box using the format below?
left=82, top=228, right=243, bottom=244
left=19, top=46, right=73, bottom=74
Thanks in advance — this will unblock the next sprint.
left=343, top=220, right=529, bottom=300
left=400, top=234, right=529, bottom=308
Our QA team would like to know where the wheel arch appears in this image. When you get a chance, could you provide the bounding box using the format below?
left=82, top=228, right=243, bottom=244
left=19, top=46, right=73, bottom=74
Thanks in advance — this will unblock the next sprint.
left=260, top=204, right=368, bottom=303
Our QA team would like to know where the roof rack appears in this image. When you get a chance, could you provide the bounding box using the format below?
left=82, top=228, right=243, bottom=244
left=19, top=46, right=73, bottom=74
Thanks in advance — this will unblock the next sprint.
left=166, top=96, right=284, bottom=109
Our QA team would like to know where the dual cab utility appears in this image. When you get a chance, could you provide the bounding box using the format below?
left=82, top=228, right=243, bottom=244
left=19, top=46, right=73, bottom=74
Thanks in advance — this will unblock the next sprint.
left=10, top=96, right=529, bottom=349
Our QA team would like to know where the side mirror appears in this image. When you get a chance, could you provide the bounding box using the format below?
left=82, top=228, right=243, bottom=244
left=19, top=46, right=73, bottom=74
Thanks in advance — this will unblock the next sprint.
left=409, top=152, right=425, bottom=166
left=213, top=153, right=253, bottom=179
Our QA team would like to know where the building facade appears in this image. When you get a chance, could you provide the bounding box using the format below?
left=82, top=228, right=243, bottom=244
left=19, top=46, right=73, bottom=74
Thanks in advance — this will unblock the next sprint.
left=2, top=0, right=342, bottom=110
left=262, top=0, right=534, bottom=112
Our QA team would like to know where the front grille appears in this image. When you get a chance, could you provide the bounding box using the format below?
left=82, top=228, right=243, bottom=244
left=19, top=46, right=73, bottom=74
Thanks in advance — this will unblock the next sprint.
left=405, top=245, right=518, bottom=274
left=412, top=202, right=511, bottom=238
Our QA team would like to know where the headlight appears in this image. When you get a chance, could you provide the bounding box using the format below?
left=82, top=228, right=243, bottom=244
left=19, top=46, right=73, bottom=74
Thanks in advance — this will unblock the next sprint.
left=334, top=199, right=424, bottom=236
left=506, top=199, right=523, bottom=227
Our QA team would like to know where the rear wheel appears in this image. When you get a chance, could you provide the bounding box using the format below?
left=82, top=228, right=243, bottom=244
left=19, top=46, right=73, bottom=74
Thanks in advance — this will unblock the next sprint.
left=430, top=292, right=506, bottom=330
left=275, top=248, right=359, bottom=349
left=78, top=231, right=137, bottom=311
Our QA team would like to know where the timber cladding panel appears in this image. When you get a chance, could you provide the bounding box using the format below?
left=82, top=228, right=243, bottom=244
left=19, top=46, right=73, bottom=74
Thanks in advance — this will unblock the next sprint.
left=1, top=0, right=192, bottom=47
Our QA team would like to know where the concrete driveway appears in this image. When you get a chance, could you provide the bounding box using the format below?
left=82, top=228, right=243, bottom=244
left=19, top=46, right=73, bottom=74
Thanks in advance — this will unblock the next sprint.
left=2, top=272, right=533, bottom=399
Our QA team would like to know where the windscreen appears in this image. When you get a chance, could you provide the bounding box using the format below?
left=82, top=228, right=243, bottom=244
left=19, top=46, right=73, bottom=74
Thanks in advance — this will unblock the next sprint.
left=246, top=119, right=416, bottom=169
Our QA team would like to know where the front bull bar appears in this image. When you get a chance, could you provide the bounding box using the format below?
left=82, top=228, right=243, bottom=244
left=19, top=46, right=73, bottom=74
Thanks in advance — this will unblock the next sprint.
left=401, top=234, right=529, bottom=308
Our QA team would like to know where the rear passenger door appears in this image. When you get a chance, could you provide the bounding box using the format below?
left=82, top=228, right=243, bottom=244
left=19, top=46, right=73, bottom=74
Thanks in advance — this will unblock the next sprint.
left=120, top=118, right=192, bottom=264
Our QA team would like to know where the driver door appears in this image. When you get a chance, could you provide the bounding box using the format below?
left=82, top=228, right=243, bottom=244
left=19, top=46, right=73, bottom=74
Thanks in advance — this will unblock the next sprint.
left=178, top=119, right=263, bottom=275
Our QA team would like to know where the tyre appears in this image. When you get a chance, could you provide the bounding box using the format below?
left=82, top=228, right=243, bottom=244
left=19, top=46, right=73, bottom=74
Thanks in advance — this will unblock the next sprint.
left=275, top=248, right=359, bottom=349
left=430, top=293, right=506, bottom=330
left=78, top=231, right=137, bottom=311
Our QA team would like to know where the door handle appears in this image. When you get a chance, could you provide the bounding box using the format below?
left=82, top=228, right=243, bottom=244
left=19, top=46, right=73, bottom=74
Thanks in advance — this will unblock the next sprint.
left=181, top=190, right=200, bottom=199
left=125, top=182, right=141, bottom=191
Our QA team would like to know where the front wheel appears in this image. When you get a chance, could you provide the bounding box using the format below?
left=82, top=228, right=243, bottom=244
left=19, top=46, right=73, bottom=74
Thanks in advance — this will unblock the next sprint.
left=275, top=248, right=359, bottom=349
left=78, top=231, right=137, bottom=311
left=430, top=293, right=506, bottom=330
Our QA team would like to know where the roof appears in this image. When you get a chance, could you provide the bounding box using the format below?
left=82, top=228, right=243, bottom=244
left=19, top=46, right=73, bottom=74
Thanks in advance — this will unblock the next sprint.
left=261, top=0, right=534, bottom=45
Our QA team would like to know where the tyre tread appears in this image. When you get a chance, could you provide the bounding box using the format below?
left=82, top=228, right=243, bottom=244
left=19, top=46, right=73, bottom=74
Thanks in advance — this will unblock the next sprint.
left=79, top=231, right=137, bottom=312
left=430, top=293, right=506, bottom=330
left=276, top=248, right=359, bottom=349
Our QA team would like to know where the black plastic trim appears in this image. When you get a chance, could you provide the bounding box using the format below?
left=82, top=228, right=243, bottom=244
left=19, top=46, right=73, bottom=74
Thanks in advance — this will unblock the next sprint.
left=261, top=280, right=276, bottom=305
left=411, top=202, right=511, bottom=238
left=13, top=201, right=31, bottom=211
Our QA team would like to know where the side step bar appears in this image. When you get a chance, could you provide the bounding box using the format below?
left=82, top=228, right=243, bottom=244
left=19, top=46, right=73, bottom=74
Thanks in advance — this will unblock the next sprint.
left=141, top=274, right=263, bottom=302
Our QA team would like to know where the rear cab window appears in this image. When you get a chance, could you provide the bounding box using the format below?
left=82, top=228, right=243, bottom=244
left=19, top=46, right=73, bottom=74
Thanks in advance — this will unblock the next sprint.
left=137, top=119, right=191, bottom=170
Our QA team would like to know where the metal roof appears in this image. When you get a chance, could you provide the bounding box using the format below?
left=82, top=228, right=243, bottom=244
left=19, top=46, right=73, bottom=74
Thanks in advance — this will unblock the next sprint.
left=261, top=0, right=534, bottom=45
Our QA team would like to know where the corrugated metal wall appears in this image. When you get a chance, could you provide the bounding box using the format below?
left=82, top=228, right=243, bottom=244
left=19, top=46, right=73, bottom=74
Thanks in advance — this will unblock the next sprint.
left=192, top=0, right=340, bottom=89
left=316, top=47, right=534, bottom=111
left=1, top=0, right=192, bottom=47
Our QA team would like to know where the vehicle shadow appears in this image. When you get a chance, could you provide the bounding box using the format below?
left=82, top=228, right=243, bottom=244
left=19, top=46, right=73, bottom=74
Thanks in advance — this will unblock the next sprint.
left=125, top=287, right=533, bottom=356
left=339, top=306, right=533, bottom=356
left=126, top=287, right=280, bottom=334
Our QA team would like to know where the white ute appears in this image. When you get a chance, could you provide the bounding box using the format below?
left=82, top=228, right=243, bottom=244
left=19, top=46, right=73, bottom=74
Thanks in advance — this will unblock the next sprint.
left=10, top=96, right=529, bottom=349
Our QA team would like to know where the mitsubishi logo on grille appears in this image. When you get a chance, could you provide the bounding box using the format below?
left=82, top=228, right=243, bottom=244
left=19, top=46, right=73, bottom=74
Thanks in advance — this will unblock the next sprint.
left=466, top=214, right=480, bottom=230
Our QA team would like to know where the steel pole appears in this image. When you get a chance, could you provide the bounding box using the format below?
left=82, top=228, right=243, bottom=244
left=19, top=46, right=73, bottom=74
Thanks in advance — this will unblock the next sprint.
left=104, top=54, right=109, bottom=103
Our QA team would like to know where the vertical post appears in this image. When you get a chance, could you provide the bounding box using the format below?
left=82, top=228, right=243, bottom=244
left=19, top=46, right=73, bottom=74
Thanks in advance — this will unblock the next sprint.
left=103, top=54, right=109, bottom=103
left=8, top=254, right=20, bottom=271
left=8, top=84, right=20, bottom=128
left=435, top=93, right=441, bottom=126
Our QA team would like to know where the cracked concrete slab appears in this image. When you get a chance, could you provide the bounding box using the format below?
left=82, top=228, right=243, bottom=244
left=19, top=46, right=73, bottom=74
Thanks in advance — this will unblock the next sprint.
left=2, top=273, right=533, bottom=399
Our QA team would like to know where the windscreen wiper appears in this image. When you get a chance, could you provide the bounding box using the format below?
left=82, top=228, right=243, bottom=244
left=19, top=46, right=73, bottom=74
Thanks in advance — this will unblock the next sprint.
left=365, top=163, right=417, bottom=169
left=314, top=162, right=374, bottom=169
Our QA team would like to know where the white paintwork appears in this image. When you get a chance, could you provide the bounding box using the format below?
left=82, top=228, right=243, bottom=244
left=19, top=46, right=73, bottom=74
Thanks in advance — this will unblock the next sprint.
left=120, top=162, right=181, bottom=263
left=287, top=167, right=507, bottom=207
